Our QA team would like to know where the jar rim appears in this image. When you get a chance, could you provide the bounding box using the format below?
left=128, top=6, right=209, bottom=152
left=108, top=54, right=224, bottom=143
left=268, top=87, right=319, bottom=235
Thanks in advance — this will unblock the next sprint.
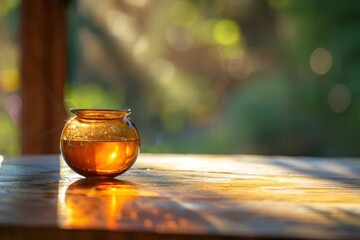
left=70, top=108, right=131, bottom=119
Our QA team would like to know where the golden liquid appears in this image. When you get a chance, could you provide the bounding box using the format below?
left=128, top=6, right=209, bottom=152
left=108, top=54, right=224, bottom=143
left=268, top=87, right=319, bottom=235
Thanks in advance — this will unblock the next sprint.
left=61, top=140, right=140, bottom=177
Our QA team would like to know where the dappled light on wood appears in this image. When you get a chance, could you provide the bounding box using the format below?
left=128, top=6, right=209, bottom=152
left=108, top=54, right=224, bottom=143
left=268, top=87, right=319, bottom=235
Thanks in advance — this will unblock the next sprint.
left=0, top=154, right=359, bottom=239
left=57, top=154, right=360, bottom=238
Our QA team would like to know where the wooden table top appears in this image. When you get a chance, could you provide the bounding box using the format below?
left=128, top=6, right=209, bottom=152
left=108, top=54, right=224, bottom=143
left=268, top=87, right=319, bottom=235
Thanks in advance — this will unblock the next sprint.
left=0, top=154, right=359, bottom=239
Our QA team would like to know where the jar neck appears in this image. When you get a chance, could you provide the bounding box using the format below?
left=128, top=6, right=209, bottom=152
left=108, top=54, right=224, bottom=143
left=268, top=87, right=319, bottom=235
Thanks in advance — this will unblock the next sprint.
left=70, top=108, right=131, bottom=120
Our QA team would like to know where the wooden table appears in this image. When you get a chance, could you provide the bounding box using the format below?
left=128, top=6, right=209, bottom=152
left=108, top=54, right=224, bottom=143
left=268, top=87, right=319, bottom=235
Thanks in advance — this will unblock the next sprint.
left=0, top=154, right=359, bottom=239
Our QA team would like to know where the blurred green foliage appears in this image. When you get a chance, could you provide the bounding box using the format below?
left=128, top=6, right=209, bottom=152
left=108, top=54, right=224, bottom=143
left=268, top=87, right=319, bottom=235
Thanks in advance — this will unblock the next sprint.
left=0, top=110, right=19, bottom=154
left=65, top=83, right=125, bottom=110
left=0, top=0, right=20, bottom=155
left=2, top=0, right=360, bottom=156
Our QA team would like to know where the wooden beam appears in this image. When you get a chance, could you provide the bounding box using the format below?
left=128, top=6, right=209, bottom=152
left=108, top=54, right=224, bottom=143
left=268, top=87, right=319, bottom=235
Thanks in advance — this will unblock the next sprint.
left=20, top=0, right=68, bottom=154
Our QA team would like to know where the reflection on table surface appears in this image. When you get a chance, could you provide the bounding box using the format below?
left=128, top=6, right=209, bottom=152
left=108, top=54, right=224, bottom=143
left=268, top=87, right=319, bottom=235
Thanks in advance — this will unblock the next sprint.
left=59, top=178, right=138, bottom=229
left=57, top=173, right=208, bottom=233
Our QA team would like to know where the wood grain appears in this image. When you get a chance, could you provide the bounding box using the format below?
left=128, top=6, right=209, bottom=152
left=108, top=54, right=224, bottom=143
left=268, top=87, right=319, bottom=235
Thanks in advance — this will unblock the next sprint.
left=0, top=154, right=359, bottom=239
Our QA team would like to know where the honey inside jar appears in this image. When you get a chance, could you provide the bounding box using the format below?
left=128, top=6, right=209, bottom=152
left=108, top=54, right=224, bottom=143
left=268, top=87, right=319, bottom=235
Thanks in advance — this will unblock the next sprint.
left=61, top=140, right=140, bottom=177
left=60, top=109, right=140, bottom=178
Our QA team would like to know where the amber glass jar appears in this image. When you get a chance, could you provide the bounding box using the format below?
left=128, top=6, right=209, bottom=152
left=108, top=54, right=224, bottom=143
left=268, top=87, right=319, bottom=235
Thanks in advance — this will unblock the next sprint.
left=60, top=109, right=140, bottom=177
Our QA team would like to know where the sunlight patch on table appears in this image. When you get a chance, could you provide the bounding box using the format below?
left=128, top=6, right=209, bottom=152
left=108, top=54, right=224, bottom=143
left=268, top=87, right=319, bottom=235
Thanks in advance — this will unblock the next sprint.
left=0, top=155, right=4, bottom=168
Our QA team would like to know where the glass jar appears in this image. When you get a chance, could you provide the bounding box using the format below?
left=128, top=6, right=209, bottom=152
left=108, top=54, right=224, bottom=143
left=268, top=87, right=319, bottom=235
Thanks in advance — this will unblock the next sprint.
left=60, top=109, right=140, bottom=177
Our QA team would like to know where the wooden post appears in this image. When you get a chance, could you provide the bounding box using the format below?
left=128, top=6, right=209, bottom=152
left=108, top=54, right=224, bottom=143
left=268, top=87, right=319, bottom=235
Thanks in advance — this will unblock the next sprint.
left=20, top=0, right=68, bottom=154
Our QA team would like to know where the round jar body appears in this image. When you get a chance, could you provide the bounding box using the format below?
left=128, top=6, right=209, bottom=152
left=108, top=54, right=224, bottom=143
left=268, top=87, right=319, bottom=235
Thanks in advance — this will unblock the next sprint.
left=60, top=109, right=140, bottom=177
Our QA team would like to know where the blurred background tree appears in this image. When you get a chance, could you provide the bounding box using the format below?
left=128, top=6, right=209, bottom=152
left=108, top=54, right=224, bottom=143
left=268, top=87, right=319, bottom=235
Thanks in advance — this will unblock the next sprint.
left=1, top=0, right=360, bottom=156
left=0, top=0, right=20, bottom=154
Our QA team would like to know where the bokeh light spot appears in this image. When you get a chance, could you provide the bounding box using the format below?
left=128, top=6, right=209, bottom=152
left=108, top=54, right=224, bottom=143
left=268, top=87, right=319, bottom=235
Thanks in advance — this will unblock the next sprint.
left=166, top=24, right=194, bottom=52
left=220, top=51, right=254, bottom=80
left=310, top=47, right=333, bottom=75
left=133, top=36, right=148, bottom=59
left=106, top=10, right=138, bottom=42
left=0, top=68, right=20, bottom=92
left=213, top=19, right=240, bottom=46
left=149, top=58, right=175, bottom=85
left=4, top=94, right=21, bottom=124
left=328, top=84, right=351, bottom=113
